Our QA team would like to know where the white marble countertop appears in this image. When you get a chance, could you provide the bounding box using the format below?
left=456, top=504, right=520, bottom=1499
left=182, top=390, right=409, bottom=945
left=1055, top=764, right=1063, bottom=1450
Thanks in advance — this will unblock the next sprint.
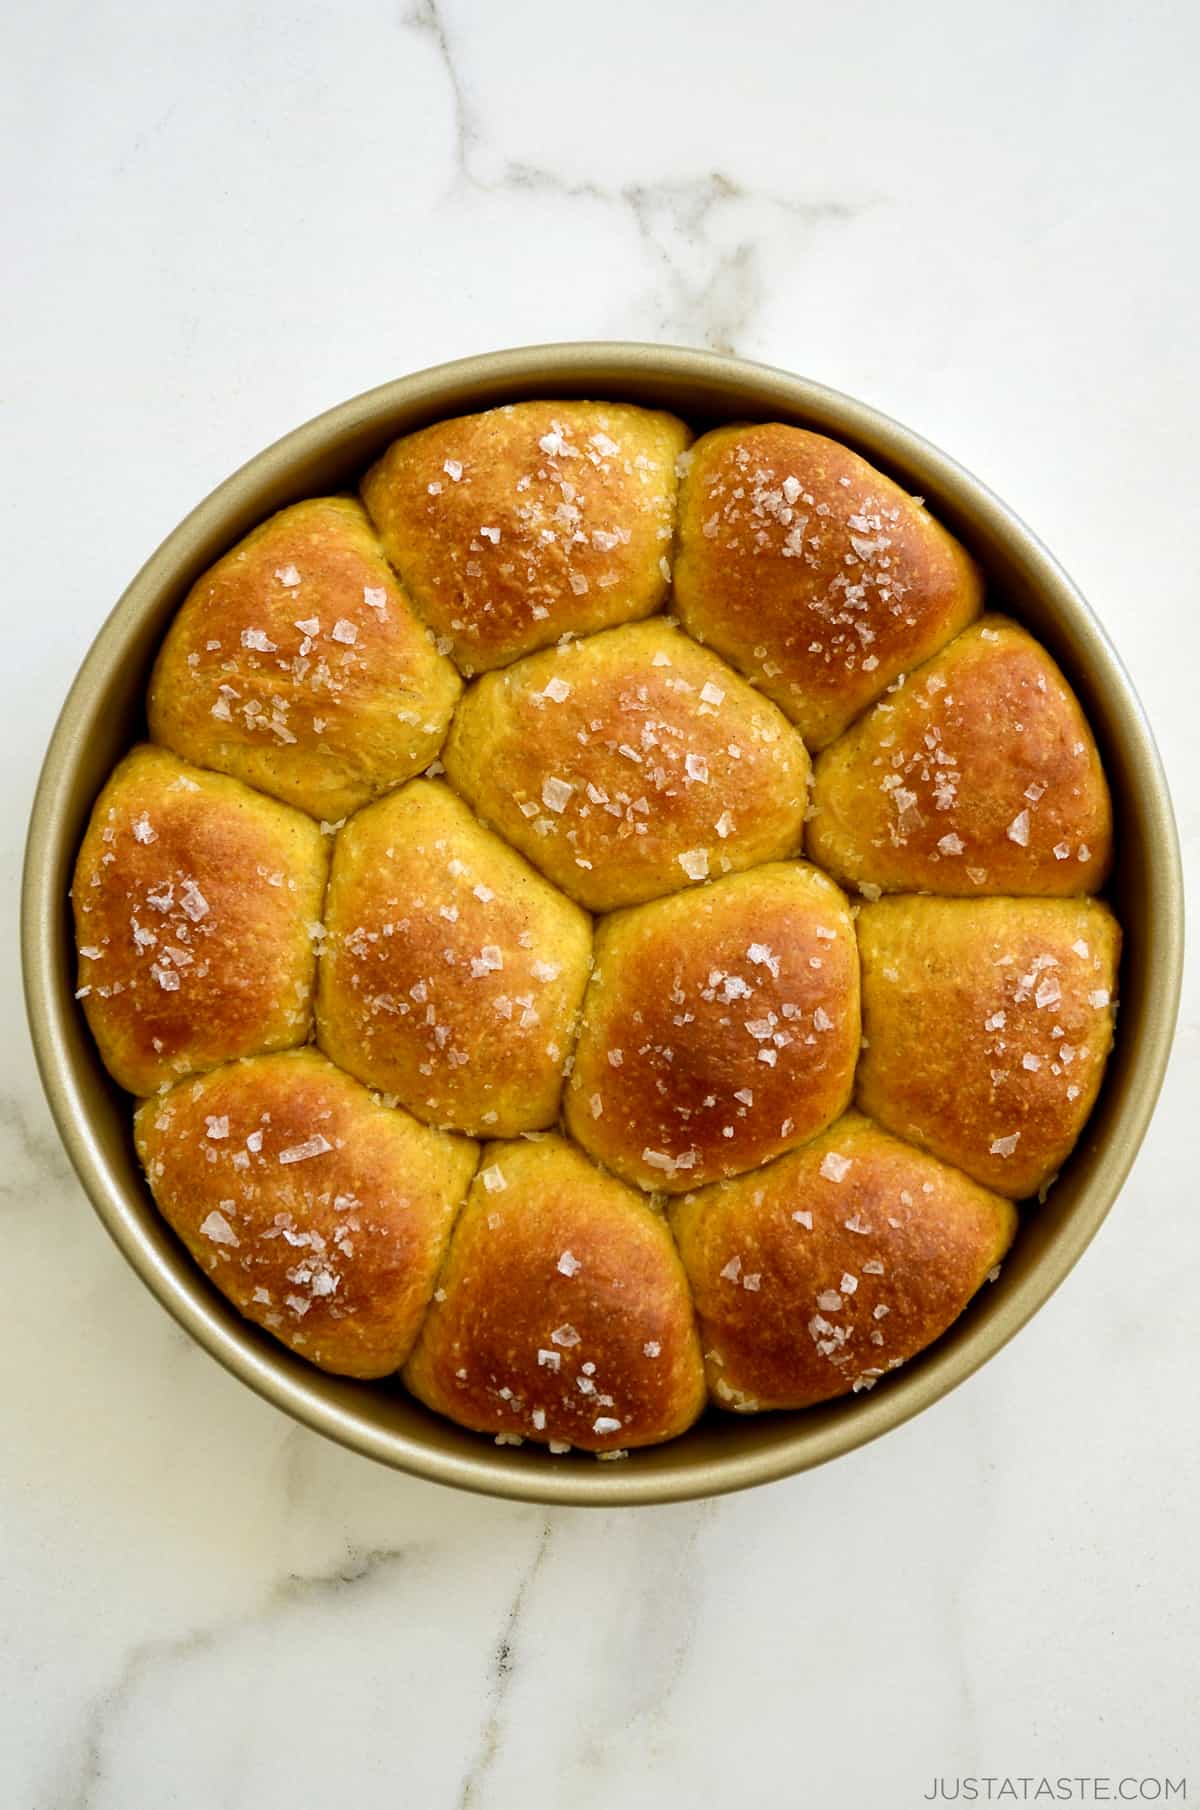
left=4, top=3, right=1197, bottom=1805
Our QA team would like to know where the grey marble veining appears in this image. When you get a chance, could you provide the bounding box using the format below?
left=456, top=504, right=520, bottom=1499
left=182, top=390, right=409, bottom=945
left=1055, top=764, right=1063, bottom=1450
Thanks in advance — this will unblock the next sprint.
left=402, top=0, right=874, bottom=351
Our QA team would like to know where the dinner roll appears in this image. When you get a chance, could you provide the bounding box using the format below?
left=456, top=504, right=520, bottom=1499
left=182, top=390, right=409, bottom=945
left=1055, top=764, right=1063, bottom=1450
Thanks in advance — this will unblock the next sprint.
left=674, top=423, right=983, bottom=749
left=403, top=1134, right=706, bottom=1452
left=856, top=896, right=1120, bottom=1197
left=808, top=616, right=1113, bottom=896
left=73, top=745, right=328, bottom=1095
left=442, top=619, right=810, bottom=910
left=565, top=862, right=859, bottom=1192
left=361, top=401, right=690, bottom=673
left=670, top=1111, right=1016, bottom=1410
left=316, top=780, right=591, bottom=1136
left=134, top=1049, right=477, bottom=1379
left=68, top=382, right=1129, bottom=1458
left=148, top=497, right=461, bottom=821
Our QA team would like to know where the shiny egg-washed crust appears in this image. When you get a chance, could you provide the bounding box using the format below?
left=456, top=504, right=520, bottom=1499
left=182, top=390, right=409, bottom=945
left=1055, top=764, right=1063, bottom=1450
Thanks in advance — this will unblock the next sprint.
left=442, top=619, right=810, bottom=911
left=670, top=1111, right=1017, bottom=1410
left=674, top=423, right=983, bottom=749
left=856, top=896, right=1121, bottom=1197
left=566, top=863, right=860, bottom=1193
left=72, top=403, right=1126, bottom=1437
left=361, top=401, right=691, bottom=674
left=808, top=616, right=1113, bottom=896
left=73, top=745, right=328, bottom=1095
left=148, top=497, right=461, bottom=822
left=316, top=780, right=592, bottom=1137
left=134, top=1049, right=478, bottom=1379
left=404, top=1134, right=706, bottom=1452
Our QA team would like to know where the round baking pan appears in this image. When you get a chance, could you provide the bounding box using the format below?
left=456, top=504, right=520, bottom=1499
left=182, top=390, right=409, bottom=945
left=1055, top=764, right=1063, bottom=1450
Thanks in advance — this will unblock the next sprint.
left=22, top=344, right=1183, bottom=1505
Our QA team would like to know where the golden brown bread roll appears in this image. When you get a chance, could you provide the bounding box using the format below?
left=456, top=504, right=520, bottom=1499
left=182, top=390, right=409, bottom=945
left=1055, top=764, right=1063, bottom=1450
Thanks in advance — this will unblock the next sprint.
left=70, top=391, right=1128, bottom=1458
left=565, top=862, right=860, bottom=1192
left=361, top=401, right=690, bottom=674
left=442, top=619, right=810, bottom=911
left=316, top=780, right=591, bottom=1136
left=403, top=1134, right=706, bottom=1452
left=134, top=1049, right=477, bottom=1379
left=674, top=423, right=983, bottom=749
left=856, top=896, right=1120, bottom=1197
left=147, top=497, right=461, bottom=821
left=72, top=745, right=328, bottom=1095
left=808, top=615, right=1113, bottom=896
left=670, top=1110, right=1016, bottom=1410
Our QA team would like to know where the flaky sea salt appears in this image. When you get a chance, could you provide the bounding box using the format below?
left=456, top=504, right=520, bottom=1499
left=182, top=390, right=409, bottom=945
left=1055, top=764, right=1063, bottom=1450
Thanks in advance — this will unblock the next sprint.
left=542, top=776, right=573, bottom=813
left=199, top=1209, right=238, bottom=1246
left=278, top=1135, right=333, bottom=1165
left=241, top=626, right=277, bottom=652
left=178, top=880, right=209, bottom=922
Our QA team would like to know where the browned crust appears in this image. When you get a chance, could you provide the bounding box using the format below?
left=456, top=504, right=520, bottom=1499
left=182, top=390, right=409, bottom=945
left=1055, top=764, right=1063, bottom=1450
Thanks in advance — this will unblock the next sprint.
left=147, top=497, right=461, bottom=821
left=855, top=896, right=1121, bottom=1197
left=315, top=780, right=592, bottom=1136
left=808, top=615, right=1113, bottom=896
left=69, top=398, right=1127, bottom=1457
left=670, top=1111, right=1017, bottom=1409
left=134, top=1049, right=478, bottom=1379
left=403, top=1134, right=706, bottom=1451
left=361, top=401, right=691, bottom=673
left=72, top=745, right=329, bottom=1095
left=443, top=619, right=810, bottom=910
left=674, top=423, right=983, bottom=749
left=565, top=863, right=860, bottom=1192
